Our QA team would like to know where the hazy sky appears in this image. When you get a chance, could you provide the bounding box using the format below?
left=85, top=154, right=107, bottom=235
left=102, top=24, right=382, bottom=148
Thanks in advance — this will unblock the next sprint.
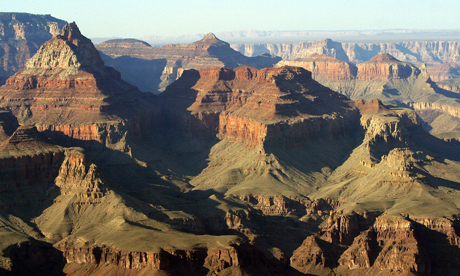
left=3, top=0, right=459, bottom=38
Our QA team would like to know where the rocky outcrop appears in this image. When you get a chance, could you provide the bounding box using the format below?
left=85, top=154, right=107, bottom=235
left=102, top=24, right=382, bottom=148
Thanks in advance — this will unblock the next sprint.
left=97, top=33, right=281, bottom=92
left=291, top=215, right=460, bottom=275
left=55, top=149, right=106, bottom=198
left=0, top=125, right=106, bottom=208
left=356, top=53, right=421, bottom=81
left=354, top=98, right=389, bottom=114
left=56, top=242, right=286, bottom=276
left=161, top=66, right=359, bottom=149
left=275, top=54, right=357, bottom=80
left=0, top=13, right=67, bottom=83
left=0, top=22, right=158, bottom=148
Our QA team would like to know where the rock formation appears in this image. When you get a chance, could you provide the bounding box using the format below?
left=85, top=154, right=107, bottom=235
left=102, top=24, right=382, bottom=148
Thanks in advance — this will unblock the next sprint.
left=0, top=22, right=157, bottom=148
left=232, top=39, right=460, bottom=66
left=97, top=33, right=281, bottom=92
left=0, top=13, right=67, bottom=84
left=160, top=65, right=359, bottom=151
left=275, top=54, right=357, bottom=80
left=356, top=53, right=421, bottom=81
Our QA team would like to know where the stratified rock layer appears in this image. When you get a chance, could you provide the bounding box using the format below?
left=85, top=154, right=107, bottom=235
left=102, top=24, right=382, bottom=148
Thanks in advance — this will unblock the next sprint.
left=275, top=54, right=358, bottom=80
left=356, top=53, right=421, bottom=81
left=0, top=22, right=157, bottom=147
left=161, top=65, right=359, bottom=149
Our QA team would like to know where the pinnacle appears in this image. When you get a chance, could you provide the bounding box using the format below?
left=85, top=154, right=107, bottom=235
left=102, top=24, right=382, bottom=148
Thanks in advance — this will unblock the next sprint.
left=203, top=32, right=218, bottom=40
left=57, top=22, right=89, bottom=47
left=369, top=53, right=400, bottom=63
left=25, top=21, right=105, bottom=70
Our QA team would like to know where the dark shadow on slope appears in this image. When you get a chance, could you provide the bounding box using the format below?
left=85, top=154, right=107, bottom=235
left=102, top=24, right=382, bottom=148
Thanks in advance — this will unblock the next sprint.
left=409, top=123, right=460, bottom=162
left=3, top=241, right=66, bottom=276
left=412, top=220, right=460, bottom=275
left=430, top=79, right=460, bottom=99
left=0, top=109, right=19, bottom=136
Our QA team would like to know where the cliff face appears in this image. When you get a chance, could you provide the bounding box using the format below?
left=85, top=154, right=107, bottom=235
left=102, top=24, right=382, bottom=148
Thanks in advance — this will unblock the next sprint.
left=275, top=53, right=421, bottom=82
left=283, top=53, right=460, bottom=138
left=0, top=13, right=67, bottom=84
left=97, top=33, right=281, bottom=92
left=356, top=53, right=421, bottom=81
left=275, top=54, right=358, bottom=80
left=161, top=65, right=359, bottom=150
left=0, top=22, right=158, bottom=148
left=0, top=125, right=106, bottom=211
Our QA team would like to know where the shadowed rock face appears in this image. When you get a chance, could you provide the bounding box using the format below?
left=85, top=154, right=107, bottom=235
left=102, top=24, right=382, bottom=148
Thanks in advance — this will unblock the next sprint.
left=280, top=53, right=460, bottom=139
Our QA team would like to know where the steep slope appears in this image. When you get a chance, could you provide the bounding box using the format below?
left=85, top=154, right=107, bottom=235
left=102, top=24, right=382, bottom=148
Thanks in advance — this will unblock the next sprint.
left=0, top=13, right=67, bottom=84
left=97, top=33, right=281, bottom=92
left=0, top=22, right=157, bottom=149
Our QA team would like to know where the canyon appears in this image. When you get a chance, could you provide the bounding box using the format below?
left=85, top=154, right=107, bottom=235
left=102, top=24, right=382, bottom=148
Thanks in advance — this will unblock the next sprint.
left=1, top=13, right=460, bottom=276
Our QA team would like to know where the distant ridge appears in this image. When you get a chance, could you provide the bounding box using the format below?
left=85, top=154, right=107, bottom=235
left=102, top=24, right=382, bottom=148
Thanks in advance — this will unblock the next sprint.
left=136, top=29, right=460, bottom=45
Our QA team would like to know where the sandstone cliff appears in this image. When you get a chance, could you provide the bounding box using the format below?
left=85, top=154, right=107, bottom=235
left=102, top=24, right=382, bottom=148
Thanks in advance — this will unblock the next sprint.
left=275, top=54, right=357, bottom=80
left=289, top=53, right=460, bottom=138
left=356, top=53, right=421, bottom=81
left=232, top=39, right=460, bottom=82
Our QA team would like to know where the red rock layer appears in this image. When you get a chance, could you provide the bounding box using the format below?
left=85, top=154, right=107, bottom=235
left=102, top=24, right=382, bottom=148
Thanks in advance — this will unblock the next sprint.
left=0, top=22, right=157, bottom=146
left=354, top=98, right=389, bottom=114
left=275, top=54, right=358, bottom=80
left=161, top=66, right=359, bottom=149
left=357, top=53, right=422, bottom=81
